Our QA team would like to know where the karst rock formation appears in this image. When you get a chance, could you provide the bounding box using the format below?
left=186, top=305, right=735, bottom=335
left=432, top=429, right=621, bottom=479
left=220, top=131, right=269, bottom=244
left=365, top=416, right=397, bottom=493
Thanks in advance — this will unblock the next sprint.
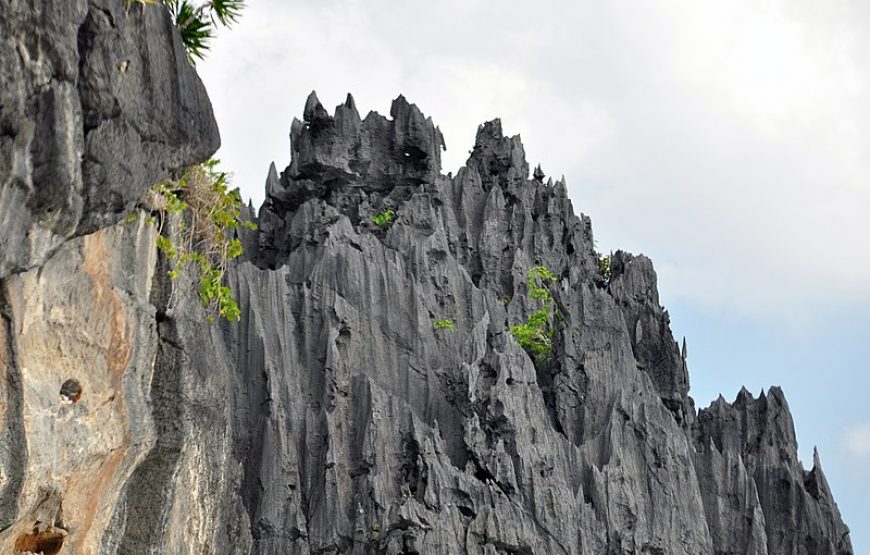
left=0, top=1, right=853, bottom=554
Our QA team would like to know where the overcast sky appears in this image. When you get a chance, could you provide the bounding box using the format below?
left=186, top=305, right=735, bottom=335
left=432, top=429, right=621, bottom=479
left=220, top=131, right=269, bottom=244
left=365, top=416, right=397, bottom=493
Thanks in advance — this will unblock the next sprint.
left=198, top=0, right=869, bottom=548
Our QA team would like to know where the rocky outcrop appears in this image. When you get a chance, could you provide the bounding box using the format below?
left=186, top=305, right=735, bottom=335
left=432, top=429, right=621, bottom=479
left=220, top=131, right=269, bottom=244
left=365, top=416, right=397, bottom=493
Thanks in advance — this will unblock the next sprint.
left=0, top=0, right=219, bottom=278
left=0, top=4, right=854, bottom=551
left=609, top=252, right=692, bottom=425
left=0, top=221, right=251, bottom=554
left=0, top=0, right=223, bottom=552
left=694, top=388, right=852, bottom=555
left=218, top=93, right=850, bottom=554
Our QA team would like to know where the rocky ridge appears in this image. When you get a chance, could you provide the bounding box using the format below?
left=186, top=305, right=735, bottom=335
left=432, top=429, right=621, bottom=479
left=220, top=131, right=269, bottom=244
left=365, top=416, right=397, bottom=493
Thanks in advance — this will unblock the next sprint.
left=0, top=2, right=854, bottom=553
left=229, top=92, right=851, bottom=554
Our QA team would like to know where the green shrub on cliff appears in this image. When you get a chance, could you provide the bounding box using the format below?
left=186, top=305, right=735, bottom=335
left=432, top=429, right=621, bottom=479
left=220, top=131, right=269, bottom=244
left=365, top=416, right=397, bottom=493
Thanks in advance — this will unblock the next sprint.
left=598, top=252, right=613, bottom=284
left=146, top=159, right=256, bottom=323
left=433, top=319, right=455, bottom=331
left=372, top=208, right=395, bottom=227
left=510, top=265, right=559, bottom=362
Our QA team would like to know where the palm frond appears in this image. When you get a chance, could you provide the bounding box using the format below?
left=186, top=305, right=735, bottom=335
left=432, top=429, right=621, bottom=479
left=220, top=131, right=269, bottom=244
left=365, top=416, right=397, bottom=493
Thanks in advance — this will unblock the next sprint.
left=209, top=0, right=245, bottom=26
left=159, top=0, right=244, bottom=63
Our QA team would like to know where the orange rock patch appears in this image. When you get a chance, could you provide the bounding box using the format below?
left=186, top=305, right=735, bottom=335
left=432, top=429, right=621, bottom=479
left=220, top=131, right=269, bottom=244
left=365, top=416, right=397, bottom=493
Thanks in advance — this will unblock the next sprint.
left=13, top=525, right=67, bottom=554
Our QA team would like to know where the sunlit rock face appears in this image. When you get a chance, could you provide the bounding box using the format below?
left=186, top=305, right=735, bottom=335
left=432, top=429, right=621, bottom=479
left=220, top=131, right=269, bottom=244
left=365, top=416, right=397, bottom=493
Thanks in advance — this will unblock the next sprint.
left=0, top=219, right=253, bottom=555
left=0, top=3, right=853, bottom=552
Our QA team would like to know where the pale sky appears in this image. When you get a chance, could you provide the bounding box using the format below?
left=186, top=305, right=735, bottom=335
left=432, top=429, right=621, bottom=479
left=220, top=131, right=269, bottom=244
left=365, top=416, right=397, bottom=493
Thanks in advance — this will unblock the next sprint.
left=198, top=0, right=869, bottom=548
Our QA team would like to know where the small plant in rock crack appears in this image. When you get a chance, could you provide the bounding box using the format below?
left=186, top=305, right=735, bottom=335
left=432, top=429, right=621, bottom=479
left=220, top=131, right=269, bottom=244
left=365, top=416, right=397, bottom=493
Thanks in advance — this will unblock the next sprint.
left=140, top=159, right=256, bottom=323
left=598, top=252, right=613, bottom=284
left=372, top=208, right=395, bottom=227
left=510, top=265, right=559, bottom=362
left=433, top=319, right=455, bottom=331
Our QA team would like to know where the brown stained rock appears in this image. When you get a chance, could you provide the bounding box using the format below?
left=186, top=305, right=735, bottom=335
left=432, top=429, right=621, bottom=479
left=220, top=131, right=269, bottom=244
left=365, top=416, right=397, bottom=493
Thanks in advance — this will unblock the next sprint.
left=0, top=222, right=161, bottom=554
left=13, top=524, right=67, bottom=555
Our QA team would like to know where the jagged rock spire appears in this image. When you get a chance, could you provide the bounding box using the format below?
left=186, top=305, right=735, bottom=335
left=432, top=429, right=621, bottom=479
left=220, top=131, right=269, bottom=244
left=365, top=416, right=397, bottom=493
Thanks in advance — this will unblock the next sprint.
left=466, top=119, right=529, bottom=188
left=285, top=93, right=444, bottom=191
left=303, top=90, right=329, bottom=122
left=344, top=92, right=357, bottom=112
left=243, top=93, right=853, bottom=554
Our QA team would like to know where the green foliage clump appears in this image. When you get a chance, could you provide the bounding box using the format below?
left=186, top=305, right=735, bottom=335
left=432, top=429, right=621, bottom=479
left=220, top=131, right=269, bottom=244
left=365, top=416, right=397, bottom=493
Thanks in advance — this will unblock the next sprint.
left=127, top=0, right=245, bottom=63
left=598, top=252, right=613, bottom=284
left=372, top=208, right=395, bottom=227
left=168, top=0, right=245, bottom=62
left=510, top=265, right=559, bottom=362
left=433, top=319, right=455, bottom=331
left=146, top=159, right=256, bottom=323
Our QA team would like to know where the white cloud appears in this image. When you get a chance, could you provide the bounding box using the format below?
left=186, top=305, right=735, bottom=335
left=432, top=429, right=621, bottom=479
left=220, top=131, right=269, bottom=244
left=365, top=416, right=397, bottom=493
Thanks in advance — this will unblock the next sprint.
left=197, top=0, right=870, bottom=325
left=844, top=424, right=870, bottom=458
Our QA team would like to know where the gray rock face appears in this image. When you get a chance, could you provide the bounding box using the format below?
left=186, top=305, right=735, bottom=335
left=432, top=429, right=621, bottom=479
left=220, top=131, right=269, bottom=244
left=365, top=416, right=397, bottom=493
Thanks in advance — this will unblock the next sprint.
left=0, top=5, right=854, bottom=551
left=216, top=94, right=851, bottom=554
left=694, top=388, right=853, bottom=555
left=0, top=0, right=219, bottom=278
left=609, top=252, right=692, bottom=425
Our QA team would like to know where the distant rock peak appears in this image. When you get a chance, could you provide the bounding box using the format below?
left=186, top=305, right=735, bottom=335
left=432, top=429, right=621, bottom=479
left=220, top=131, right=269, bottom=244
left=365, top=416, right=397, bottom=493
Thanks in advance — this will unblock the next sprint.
left=287, top=92, right=445, bottom=190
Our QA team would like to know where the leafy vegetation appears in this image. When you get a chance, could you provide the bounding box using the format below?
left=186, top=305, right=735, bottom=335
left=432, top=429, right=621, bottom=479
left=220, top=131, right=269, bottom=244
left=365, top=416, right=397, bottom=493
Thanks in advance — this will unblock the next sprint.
left=433, top=319, right=455, bottom=331
left=598, top=252, right=613, bottom=284
left=168, top=0, right=245, bottom=62
left=372, top=208, right=395, bottom=227
left=143, top=159, right=256, bottom=323
left=510, top=265, right=559, bottom=362
left=127, top=0, right=245, bottom=63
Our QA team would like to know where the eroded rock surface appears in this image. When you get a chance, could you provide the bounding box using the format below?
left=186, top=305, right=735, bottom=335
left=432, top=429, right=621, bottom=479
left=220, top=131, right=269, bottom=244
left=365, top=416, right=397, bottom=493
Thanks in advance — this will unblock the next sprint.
left=694, top=388, right=852, bottom=555
left=214, top=93, right=851, bottom=554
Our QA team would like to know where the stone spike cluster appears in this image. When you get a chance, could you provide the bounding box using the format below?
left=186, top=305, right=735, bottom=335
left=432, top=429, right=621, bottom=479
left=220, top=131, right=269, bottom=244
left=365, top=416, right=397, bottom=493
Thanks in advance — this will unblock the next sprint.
left=235, top=94, right=850, bottom=553
left=0, top=4, right=853, bottom=552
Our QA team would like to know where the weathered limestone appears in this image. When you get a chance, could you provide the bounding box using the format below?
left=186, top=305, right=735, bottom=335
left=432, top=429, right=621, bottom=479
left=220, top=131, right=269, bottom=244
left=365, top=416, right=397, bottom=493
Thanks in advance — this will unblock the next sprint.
left=0, top=2, right=854, bottom=551
left=695, top=389, right=853, bottom=555
left=225, top=96, right=851, bottom=554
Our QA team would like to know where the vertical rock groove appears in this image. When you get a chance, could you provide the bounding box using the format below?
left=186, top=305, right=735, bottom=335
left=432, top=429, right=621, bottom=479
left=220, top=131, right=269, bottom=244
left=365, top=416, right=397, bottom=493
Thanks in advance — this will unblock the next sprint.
left=112, top=315, right=185, bottom=554
left=0, top=286, right=26, bottom=529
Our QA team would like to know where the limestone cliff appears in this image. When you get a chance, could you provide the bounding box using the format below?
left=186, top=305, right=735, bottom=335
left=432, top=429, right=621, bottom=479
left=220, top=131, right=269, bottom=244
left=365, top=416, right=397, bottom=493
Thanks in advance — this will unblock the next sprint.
left=0, top=2, right=854, bottom=554
left=1, top=0, right=222, bottom=552
left=0, top=0, right=218, bottom=278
